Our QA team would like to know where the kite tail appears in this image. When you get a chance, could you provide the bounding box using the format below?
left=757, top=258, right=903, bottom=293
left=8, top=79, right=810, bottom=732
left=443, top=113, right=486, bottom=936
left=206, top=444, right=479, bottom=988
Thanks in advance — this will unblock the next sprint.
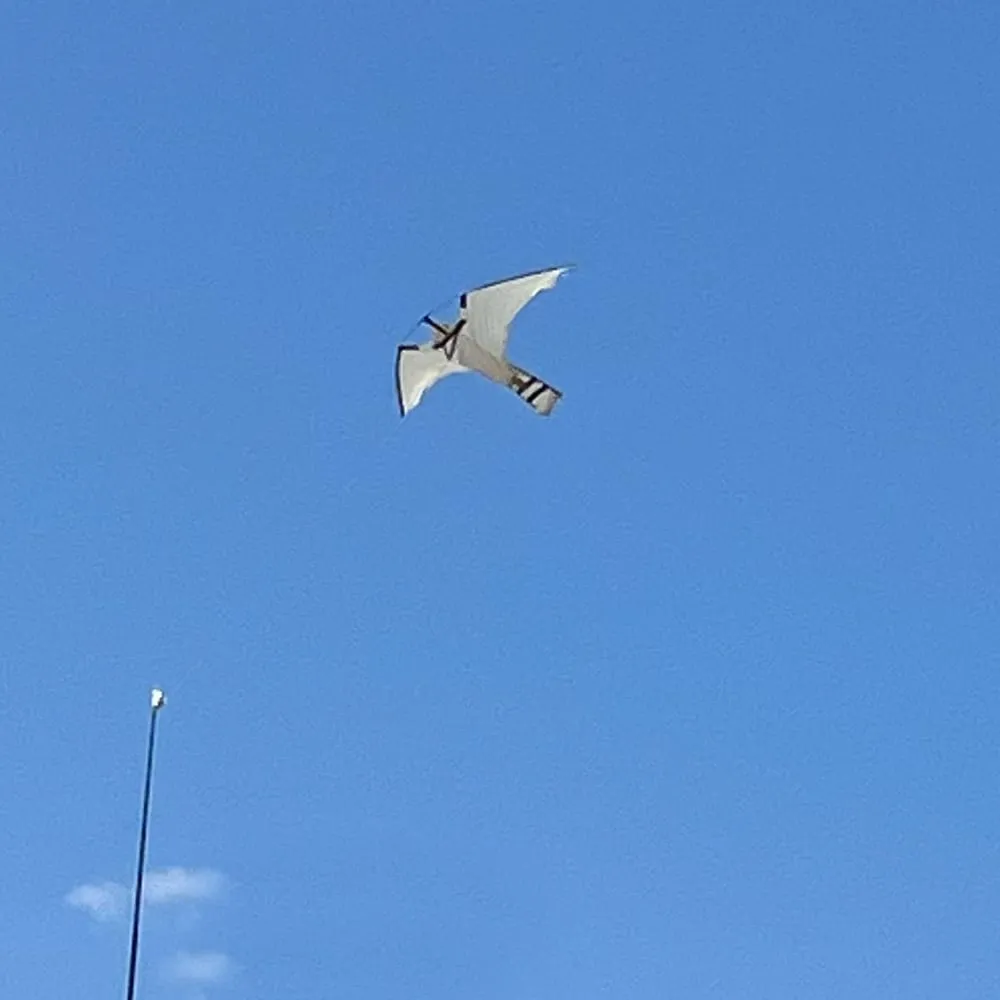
left=507, top=364, right=562, bottom=416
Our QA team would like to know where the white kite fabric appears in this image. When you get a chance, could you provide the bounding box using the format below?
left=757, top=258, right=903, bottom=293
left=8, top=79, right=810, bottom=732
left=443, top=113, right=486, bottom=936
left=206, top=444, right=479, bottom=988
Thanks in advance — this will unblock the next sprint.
left=395, top=265, right=570, bottom=417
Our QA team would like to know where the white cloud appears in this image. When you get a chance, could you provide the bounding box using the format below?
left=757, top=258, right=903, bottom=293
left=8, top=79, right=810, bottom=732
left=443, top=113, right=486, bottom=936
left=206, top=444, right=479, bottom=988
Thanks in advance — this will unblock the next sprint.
left=145, top=868, right=226, bottom=905
left=66, top=867, right=225, bottom=923
left=166, top=951, right=236, bottom=986
left=65, top=881, right=128, bottom=921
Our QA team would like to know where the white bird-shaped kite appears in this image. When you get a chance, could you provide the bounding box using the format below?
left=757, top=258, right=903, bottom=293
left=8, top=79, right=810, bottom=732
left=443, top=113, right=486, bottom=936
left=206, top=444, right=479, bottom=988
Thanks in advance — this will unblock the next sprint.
left=395, top=266, right=571, bottom=417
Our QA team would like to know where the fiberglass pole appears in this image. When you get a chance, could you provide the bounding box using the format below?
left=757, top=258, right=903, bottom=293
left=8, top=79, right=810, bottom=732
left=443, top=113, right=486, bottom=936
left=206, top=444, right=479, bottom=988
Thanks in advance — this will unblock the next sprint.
left=124, top=688, right=166, bottom=1000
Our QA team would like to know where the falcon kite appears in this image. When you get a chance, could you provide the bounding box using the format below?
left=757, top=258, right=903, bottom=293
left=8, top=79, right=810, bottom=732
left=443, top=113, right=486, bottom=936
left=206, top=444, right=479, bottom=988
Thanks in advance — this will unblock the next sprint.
left=395, top=266, right=571, bottom=417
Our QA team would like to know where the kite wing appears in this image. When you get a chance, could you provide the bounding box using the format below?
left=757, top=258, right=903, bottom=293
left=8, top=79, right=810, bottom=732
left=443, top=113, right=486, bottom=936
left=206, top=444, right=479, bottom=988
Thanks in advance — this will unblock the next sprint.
left=395, top=343, right=465, bottom=416
left=461, top=266, right=570, bottom=359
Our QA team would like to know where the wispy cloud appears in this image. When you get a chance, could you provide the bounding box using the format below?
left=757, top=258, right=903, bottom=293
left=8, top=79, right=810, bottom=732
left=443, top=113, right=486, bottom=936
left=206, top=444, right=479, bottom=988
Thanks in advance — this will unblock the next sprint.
left=65, top=881, right=129, bottom=921
left=166, top=951, right=237, bottom=986
left=66, top=867, right=226, bottom=923
left=145, top=868, right=226, bottom=905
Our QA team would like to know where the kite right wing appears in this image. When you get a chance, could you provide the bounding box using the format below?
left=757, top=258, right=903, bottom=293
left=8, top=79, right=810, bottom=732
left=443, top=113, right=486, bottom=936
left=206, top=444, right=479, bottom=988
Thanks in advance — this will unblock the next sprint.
left=461, top=266, right=570, bottom=359
left=395, top=343, right=465, bottom=416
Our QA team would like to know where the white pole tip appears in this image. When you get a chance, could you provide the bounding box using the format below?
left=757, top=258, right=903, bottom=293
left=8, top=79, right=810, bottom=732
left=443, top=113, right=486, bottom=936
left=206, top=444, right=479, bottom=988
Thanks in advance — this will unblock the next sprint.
left=151, top=689, right=166, bottom=710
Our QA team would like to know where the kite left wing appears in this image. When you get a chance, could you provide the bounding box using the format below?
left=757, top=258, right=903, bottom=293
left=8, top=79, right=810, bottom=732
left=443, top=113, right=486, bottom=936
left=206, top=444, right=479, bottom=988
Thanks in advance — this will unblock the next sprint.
left=395, top=343, right=465, bottom=416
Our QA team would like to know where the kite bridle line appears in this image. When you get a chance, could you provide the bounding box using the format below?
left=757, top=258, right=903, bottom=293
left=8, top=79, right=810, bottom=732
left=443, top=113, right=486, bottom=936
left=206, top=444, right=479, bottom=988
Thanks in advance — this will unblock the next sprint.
left=418, top=290, right=469, bottom=361
left=421, top=314, right=466, bottom=361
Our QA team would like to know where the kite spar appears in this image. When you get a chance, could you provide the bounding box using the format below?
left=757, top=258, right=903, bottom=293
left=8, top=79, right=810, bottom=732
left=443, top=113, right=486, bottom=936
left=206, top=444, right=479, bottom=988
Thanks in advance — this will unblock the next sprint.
left=124, top=688, right=166, bottom=1000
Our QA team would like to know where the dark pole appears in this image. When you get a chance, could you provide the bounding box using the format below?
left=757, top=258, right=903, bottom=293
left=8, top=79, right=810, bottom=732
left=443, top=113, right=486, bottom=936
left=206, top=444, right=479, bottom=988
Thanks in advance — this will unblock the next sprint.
left=124, top=689, right=166, bottom=1000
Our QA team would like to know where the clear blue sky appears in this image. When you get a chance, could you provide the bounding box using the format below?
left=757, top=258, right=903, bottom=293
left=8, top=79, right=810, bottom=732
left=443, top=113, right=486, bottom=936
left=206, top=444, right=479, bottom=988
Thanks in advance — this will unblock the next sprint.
left=2, top=2, right=998, bottom=998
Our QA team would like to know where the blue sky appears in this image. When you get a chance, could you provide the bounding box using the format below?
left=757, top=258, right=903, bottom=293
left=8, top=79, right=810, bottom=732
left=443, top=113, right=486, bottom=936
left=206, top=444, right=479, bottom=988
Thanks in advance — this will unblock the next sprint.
left=2, top=2, right=998, bottom=997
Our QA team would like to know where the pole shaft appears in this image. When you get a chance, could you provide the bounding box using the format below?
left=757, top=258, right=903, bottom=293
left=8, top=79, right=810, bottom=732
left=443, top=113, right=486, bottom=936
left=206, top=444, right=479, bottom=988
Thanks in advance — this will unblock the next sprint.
left=125, top=705, right=159, bottom=1000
